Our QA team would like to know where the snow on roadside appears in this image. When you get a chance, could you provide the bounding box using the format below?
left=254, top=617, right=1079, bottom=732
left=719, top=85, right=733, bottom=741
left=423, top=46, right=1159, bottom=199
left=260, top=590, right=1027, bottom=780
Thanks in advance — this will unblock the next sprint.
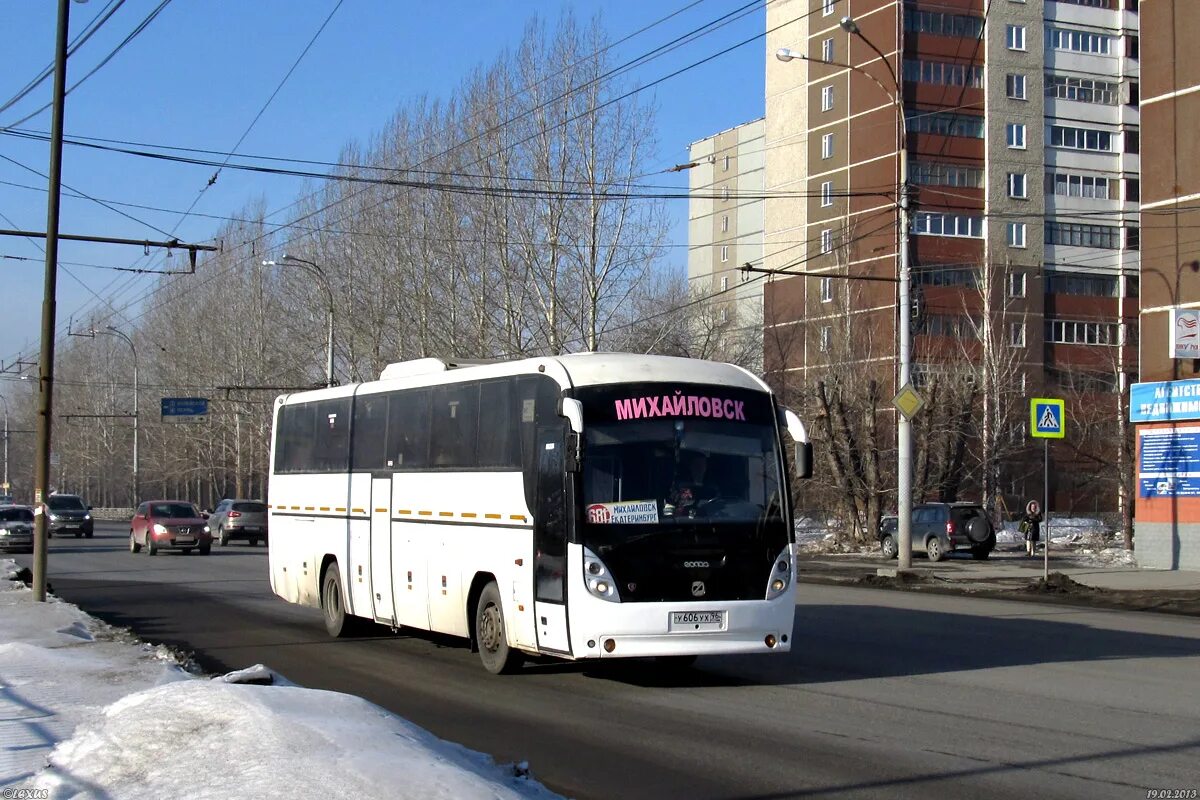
left=0, top=559, right=562, bottom=799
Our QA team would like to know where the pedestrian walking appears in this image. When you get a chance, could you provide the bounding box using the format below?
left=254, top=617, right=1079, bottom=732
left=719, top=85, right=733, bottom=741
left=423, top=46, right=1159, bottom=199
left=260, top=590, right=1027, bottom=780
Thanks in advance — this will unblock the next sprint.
left=1019, top=503, right=1043, bottom=557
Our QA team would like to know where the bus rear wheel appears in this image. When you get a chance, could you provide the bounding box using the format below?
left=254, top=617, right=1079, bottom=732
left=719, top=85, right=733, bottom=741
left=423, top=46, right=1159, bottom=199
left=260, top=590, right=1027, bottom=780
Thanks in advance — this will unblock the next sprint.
left=321, top=563, right=356, bottom=638
left=476, top=582, right=522, bottom=675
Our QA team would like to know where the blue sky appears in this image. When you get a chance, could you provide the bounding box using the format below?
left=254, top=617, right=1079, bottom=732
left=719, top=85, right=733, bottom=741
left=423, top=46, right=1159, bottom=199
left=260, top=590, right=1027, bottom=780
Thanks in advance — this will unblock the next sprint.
left=0, top=1, right=767, bottom=376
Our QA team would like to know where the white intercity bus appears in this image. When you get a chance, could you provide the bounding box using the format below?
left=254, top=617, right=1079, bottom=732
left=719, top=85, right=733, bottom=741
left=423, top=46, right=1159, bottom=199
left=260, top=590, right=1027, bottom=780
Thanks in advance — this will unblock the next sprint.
left=267, top=353, right=812, bottom=673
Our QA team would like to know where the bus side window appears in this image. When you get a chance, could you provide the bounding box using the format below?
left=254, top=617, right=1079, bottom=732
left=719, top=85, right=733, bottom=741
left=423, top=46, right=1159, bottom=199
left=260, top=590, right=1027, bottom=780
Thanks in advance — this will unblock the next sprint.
left=478, top=379, right=519, bottom=468
left=387, top=390, right=430, bottom=469
left=351, top=393, right=388, bottom=471
left=277, top=403, right=316, bottom=474
left=431, top=383, right=479, bottom=467
left=314, top=398, right=351, bottom=472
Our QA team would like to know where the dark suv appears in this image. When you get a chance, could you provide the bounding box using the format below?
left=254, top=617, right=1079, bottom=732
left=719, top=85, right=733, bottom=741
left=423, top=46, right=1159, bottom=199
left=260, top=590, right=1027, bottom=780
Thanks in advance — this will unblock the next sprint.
left=47, top=493, right=94, bottom=538
left=879, top=502, right=994, bottom=561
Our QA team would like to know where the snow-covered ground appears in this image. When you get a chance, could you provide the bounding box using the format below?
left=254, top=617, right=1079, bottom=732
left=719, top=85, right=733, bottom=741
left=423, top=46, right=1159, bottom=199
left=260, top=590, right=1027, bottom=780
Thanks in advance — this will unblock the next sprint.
left=0, top=560, right=561, bottom=799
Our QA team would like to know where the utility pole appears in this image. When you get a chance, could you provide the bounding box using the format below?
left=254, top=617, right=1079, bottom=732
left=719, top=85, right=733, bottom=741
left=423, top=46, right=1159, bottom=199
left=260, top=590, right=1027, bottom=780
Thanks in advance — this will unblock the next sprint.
left=33, top=0, right=74, bottom=603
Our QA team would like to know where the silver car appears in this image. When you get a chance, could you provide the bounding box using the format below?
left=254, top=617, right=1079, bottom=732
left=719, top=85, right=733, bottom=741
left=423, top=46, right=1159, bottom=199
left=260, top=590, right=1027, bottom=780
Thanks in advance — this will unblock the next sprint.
left=0, top=505, right=34, bottom=554
left=208, top=499, right=269, bottom=546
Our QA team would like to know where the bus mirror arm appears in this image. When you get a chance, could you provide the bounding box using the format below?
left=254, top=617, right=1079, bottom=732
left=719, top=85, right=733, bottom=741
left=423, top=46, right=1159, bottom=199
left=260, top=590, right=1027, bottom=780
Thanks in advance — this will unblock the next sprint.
left=566, top=432, right=583, bottom=473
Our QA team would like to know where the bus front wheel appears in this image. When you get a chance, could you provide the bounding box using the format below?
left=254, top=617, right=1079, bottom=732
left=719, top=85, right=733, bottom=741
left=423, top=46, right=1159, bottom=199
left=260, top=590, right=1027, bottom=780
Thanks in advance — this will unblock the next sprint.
left=321, top=563, right=356, bottom=638
left=476, top=582, right=523, bottom=675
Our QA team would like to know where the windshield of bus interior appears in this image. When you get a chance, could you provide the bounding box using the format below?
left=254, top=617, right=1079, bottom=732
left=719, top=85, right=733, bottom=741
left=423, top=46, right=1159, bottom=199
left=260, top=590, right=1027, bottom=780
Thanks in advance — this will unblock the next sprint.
left=577, top=384, right=786, bottom=535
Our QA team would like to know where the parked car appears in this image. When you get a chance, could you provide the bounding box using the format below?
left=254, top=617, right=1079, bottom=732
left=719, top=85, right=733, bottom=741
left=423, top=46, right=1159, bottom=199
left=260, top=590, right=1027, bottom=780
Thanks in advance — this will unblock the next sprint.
left=129, top=500, right=212, bottom=555
left=878, top=502, right=995, bottom=561
left=0, top=505, right=34, bottom=554
left=46, top=493, right=93, bottom=538
left=207, top=499, right=269, bottom=546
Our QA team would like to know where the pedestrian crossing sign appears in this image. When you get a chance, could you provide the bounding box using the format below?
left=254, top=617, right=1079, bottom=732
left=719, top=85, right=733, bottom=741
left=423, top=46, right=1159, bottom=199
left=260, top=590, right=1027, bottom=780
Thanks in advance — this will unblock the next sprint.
left=1030, top=398, right=1066, bottom=439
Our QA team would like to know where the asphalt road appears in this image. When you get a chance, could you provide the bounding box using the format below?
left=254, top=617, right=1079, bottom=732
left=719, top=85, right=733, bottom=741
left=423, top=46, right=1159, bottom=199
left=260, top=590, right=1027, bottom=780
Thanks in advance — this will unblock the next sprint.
left=12, top=521, right=1200, bottom=800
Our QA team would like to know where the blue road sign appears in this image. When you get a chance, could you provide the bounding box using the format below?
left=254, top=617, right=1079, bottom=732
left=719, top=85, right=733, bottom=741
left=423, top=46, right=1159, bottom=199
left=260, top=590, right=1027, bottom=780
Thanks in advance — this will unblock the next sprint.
left=161, top=397, right=208, bottom=423
left=1030, top=398, right=1065, bottom=439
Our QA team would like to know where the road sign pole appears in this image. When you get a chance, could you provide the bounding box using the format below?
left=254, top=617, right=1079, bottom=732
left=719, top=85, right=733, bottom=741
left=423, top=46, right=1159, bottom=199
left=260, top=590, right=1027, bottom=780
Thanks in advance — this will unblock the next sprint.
left=1044, top=438, right=1049, bottom=580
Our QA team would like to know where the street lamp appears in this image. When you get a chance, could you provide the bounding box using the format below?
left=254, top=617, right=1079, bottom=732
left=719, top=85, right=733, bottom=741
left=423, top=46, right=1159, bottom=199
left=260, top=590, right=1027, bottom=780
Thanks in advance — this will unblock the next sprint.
left=99, top=326, right=138, bottom=504
left=776, top=17, right=914, bottom=568
left=262, top=254, right=335, bottom=388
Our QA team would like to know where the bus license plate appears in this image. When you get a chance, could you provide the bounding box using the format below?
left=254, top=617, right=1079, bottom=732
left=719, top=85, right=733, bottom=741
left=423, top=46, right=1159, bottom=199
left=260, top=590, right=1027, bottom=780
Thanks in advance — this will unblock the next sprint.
left=669, top=611, right=725, bottom=632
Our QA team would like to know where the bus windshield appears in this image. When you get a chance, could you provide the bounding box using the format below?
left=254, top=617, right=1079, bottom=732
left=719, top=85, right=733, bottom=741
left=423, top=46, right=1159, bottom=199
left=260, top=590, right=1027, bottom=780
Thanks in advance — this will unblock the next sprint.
left=578, top=383, right=786, bottom=536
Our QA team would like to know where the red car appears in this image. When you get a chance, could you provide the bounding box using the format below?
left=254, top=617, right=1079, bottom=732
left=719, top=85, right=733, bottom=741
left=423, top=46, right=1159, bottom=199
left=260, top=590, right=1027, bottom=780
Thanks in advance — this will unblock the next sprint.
left=130, top=500, right=213, bottom=555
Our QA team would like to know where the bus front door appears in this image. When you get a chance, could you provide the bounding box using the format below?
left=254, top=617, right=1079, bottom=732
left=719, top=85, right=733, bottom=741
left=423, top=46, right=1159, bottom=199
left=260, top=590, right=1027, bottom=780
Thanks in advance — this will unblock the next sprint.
left=369, top=476, right=395, bottom=624
left=534, top=423, right=570, bottom=653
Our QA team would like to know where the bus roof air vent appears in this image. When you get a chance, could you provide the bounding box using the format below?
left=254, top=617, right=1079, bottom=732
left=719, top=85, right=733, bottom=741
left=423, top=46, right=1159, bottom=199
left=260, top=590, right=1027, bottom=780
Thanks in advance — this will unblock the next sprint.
left=379, top=358, right=451, bottom=380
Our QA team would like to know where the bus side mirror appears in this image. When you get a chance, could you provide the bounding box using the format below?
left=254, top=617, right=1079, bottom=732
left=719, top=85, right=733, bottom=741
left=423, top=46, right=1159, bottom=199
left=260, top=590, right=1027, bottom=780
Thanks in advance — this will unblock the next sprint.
left=559, top=398, right=584, bottom=434
left=782, top=409, right=812, bottom=479
left=795, top=442, right=813, bottom=479
left=566, top=432, right=582, bottom=473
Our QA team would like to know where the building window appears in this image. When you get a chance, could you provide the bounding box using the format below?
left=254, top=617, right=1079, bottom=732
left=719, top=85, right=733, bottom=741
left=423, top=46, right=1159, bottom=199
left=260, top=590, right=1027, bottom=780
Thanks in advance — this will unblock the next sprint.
left=722, top=155, right=730, bottom=172
left=721, top=276, right=729, bottom=292
left=1010, top=323, right=1026, bottom=348
left=1127, top=81, right=1139, bottom=106
left=918, top=314, right=979, bottom=340
left=913, top=212, right=984, bottom=238
left=903, top=9, right=985, bottom=39
left=821, top=181, right=833, bottom=207
left=1009, top=272, right=1026, bottom=297
left=820, top=276, right=833, bottom=302
left=1049, top=125, right=1113, bottom=152
left=1124, top=130, right=1140, bottom=154
left=720, top=245, right=729, bottom=262
left=1045, top=319, right=1120, bottom=345
left=1126, top=34, right=1139, bottom=59
left=821, top=132, right=834, bottom=159
left=1045, top=221, right=1121, bottom=249
left=1046, top=171, right=1111, bottom=200
left=902, top=58, right=984, bottom=88
left=1008, top=173, right=1027, bottom=199
left=915, top=266, right=979, bottom=288
left=1045, top=74, right=1119, bottom=105
left=1006, top=24, right=1026, bottom=51
left=820, top=228, right=833, bottom=254
left=910, top=161, right=983, bottom=188
left=1006, top=73, right=1026, bottom=100
left=823, top=0, right=836, bottom=15
left=1125, top=178, right=1140, bottom=203
left=721, top=214, right=729, bottom=233
left=822, top=38, right=834, bottom=63
left=1046, top=273, right=1118, bottom=296
left=821, top=85, right=834, bottom=111
left=819, top=326, right=832, bottom=352
left=1127, top=226, right=1140, bottom=250
left=1006, top=123, right=1026, bottom=149
left=907, top=111, right=984, bottom=138
left=721, top=184, right=730, bottom=200
left=1007, top=222, right=1027, bottom=248
left=1047, top=27, right=1112, bottom=55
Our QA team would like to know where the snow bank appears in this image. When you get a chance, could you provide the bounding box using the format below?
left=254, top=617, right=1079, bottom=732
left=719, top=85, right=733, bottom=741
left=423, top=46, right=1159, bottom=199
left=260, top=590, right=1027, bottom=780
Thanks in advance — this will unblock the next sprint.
left=0, top=559, right=561, bottom=800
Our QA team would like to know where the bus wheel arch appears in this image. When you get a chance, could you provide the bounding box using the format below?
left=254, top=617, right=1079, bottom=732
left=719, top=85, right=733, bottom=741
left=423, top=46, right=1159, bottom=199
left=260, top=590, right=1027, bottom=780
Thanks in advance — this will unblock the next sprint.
left=472, top=578, right=524, bottom=674
left=466, top=572, right=498, bottom=653
left=319, top=556, right=356, bottom=638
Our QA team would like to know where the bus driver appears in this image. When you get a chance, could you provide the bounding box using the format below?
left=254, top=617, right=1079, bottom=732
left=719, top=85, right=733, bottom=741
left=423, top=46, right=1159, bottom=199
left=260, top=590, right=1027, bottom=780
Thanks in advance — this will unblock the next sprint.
left=665, top=451, right=718, bottom=517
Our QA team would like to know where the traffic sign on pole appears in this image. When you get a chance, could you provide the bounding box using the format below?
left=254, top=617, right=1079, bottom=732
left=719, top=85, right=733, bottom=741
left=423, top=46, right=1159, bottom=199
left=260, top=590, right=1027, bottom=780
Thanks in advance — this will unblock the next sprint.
left=1030, top=398, right=1065, bottom=439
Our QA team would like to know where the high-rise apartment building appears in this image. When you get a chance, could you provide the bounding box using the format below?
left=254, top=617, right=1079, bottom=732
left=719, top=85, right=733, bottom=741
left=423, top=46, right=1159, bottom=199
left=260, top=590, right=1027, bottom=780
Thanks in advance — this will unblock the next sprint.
left=688, top=118, right=766, bottom=367
left=764, top=0, right=1140, bottom=507
left=1132, top=0, right=1200, bottom=569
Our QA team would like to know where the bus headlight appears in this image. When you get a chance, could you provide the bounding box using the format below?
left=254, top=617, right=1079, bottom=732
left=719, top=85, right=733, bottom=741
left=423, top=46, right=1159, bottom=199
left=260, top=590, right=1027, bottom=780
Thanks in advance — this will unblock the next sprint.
left=765, top=547, right=793, bottom=600
left=583, top=547, right=621, bottom=603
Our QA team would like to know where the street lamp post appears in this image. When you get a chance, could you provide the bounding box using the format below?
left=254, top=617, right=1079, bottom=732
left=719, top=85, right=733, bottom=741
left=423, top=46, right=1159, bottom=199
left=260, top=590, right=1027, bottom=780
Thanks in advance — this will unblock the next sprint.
left=262, top=255, right=335, bottom=388
left=101, top=326, right=138, bottom=504
left=776, top=15, right=913, bottom=568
